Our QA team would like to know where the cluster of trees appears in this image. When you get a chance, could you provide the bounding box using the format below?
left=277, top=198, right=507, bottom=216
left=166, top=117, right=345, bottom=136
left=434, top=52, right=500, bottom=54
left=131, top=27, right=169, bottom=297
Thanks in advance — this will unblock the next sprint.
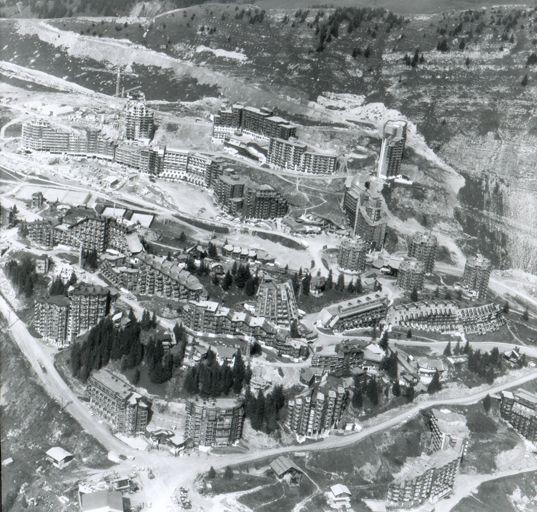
left=5, top=256, right=38, bottom=298
left=380, top=351, right=398, bottom=380
left=244, top=386, right=285, bottom=434
left=443, top=339, right=472, bottom=357
left=403, top=49, right=425, bottom=67
left=352, top=376, right=385, bottom=409
left=315, top=7, right=403, bottom=52
left=70, top=309, right=171, bottom=383
left=49, top=273, right=77, bottom=296
left=81, top=249, right=99, bottom=270
left=467, top=346, right=505, bottom=384
left=183, top=349, right=251, bottom=397
left=221, top=262, right=259, bottom=296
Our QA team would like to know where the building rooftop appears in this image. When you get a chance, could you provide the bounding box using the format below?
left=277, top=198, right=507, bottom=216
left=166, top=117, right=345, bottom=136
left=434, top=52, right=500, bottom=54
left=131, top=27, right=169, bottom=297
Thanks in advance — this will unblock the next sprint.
left=270, top=456, right=302, bottom=477
left=431, top=409, right=469, bottom=438
left=46, top=446, right=73, bottom=463
left=69, top=283, right=110, bottom=297
left=90, top=369, right=139, bottom=401
left=79, top=490, right=123, bottom=512
left=400, top=257, right=426, bottom=273
left=331, top=484, right=351, bottom=497
left=392, top=445, right=462, bottom=482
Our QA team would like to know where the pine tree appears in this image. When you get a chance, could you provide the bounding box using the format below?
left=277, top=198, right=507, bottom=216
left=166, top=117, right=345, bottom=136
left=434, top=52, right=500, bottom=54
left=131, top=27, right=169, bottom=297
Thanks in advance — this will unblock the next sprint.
left=302, top=273, right=311, bottom=296
left=406, top=384, right=415, bottom=402
left=207, top=242, right=218, bottom=259
left=410, top=288, right=419, bottom=302
left=223, top=466, right=233, bottom=479
left=336, top=273, right=345, bottom=291
left=207, top=466, right=216, bottom=479
left=326, top=269, right=333, bottom=290
left=366, top=378, right=379, bottom=406
left=290, top=319, right=300, bottom=338
left=352, top=386, right=363, bottom=409
left=406, top=329, right=412, bottom=339
left=463, top=340, right=471, bottom=354
left=482, top=394, right=492, bottom=414
left=245, top=276, right=256, bottom=296
left=184, top=366, right=199, bottom=394
left=354, top=277, right=363, bottom=294
left=427, top=370, right=442, bottom=394
left=392, top=380, right=401, bottom=397
left=379, top=331, right=389, bottom=351
left=443, top=341, right=452, bottom=357
left=232, top=350, right=246, bottom=394
left=454, top=340, right=461, bottom=355
left=222, top=270, right=233, bottom=291
left=522, top=308, right=529, bottom=321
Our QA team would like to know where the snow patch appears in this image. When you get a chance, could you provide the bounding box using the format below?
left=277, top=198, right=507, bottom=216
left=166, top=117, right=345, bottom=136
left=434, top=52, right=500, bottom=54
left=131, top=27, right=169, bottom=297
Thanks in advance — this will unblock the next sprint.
left=196, top=45, right=247, bottom=62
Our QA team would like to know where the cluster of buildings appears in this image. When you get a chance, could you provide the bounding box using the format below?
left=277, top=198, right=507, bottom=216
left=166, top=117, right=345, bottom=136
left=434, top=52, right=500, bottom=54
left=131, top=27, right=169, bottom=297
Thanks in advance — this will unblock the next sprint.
left=212, top=104, right=340, bottom=175
left=388, top=300, right=505, bottom=336
left=286, top=384, right=348, bottom=438
left=386, top=409, right=468, bottom=509
left=499, top=389, right=537, bottom=442
left=34, top=283, right=115, bottom=345
left=26, top=210, right=142, bottom=255
left=87, top=368, right=151, bottom=435
left=101, top=252, right=205, bottom=302
left=21, top=110, right=289, bottom=220
left=311, top=339, right=368, bottom=377
left=256, top=277, right=298, bottom=327
left=213, top=169, right=288, bottom=219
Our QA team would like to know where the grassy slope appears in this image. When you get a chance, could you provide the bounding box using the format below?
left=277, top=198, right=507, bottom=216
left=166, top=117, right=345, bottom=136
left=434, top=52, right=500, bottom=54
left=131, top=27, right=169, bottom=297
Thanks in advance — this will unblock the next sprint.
left=0, top=328, right=111, bottom=512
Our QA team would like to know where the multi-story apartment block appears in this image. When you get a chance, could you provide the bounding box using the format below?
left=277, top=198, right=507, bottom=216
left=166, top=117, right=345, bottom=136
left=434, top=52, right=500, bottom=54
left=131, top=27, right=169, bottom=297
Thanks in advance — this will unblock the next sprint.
left=318, top=292, right=389, bottom=331
left=87, top=369, right=150, bottom=434
left=184, top=398, right=245, bottom=447
left=462, top=253, right=492, bottom=300
left=387, top=300, right=505, bottom=336
left=68, top=283, right=113, bottom=341
left=136, top=253, right=205, bottom=301
left=408, top=231, right=438, bottom=274
left=31, top=191, right=44, bottom=209
left=337, top=237, right=368, bottom=273
left=213, top=105, right=297, bottom=142
left=397, top=257, right=426, bottom=293
left=161, top=148, right=190, bottom=181
left=125, top=97, right=154, bottom=141
left=22, top=120, right=115, bottom=158
left=27, top=219, right=56, bottom=247
left=287, top=385, right=348, bottom=437
left=34, top=295, right=71, bottom=346
left=214, top=170, right=246, bottom=216
left=256, top=277, right=298, bottom=327
left=268, top=137, right=306, bottom=170
left=343, top=177, right=388, bottom=250
left=311, top=339, right=365, bottom=376
left=377, top=120, right=407, bottom=179
left=243, top=183, right=288, bottom=219
left=500, top=389, right=537, bottom=441
left=267, top=138, right=338, bottom=175
left=386, top=409, right=468, bottom=509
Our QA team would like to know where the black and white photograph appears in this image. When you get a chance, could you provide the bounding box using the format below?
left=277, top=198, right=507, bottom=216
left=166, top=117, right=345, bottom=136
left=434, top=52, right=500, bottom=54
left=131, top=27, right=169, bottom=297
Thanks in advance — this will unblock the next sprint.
left=0, top=0, right=536, bottom=510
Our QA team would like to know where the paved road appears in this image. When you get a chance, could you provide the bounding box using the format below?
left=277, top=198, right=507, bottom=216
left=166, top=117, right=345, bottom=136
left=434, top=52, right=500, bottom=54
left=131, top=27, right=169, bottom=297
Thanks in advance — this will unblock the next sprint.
left=0, top=291, right=132, bottom=456
left=2, top=287, right=537, bottom=511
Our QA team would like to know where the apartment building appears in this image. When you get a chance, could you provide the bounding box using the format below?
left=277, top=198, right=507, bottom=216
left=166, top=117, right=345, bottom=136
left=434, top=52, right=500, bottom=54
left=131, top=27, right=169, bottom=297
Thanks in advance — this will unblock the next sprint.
left=343, top=177, right=388, bottom=250
left=213, top=171, right=246, bottom=216
left=462, top=253, right=492, bottom=300
left=387, top=300, right=506, bottom=335
left=311, top=339, right=365, bottom=376
left=136, top=253, right=205, bottom=301
left=287, top=385, right=348, bottom=437
left=500, top=389, right=537, bottom=441
left=386, top=409, right=468, bottom=509
left=318, top=292, right=389, bottom=331
left=213, top=104, right=297, bottom=142
left=87, top=369, right=150, bottom=434
left=408, top=231, right=438, bottom=274
left=68, top=283, right=113, bottom=341
left=267, top=137, right=338, bottom=175
left=377, top=120, right=407, bottom=179
left=397, top=257, right=426, bottom=293
left=184, top=398, right=245, bottom=447
left=34, top=295, right=71, bottom=346
left=337, top=237, right=368, bottom=273
left=243, top=183, right=288, bottom=219
left=125, top=97, right=154, bottom=141
left=256, top=277, right=298, bottom=327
